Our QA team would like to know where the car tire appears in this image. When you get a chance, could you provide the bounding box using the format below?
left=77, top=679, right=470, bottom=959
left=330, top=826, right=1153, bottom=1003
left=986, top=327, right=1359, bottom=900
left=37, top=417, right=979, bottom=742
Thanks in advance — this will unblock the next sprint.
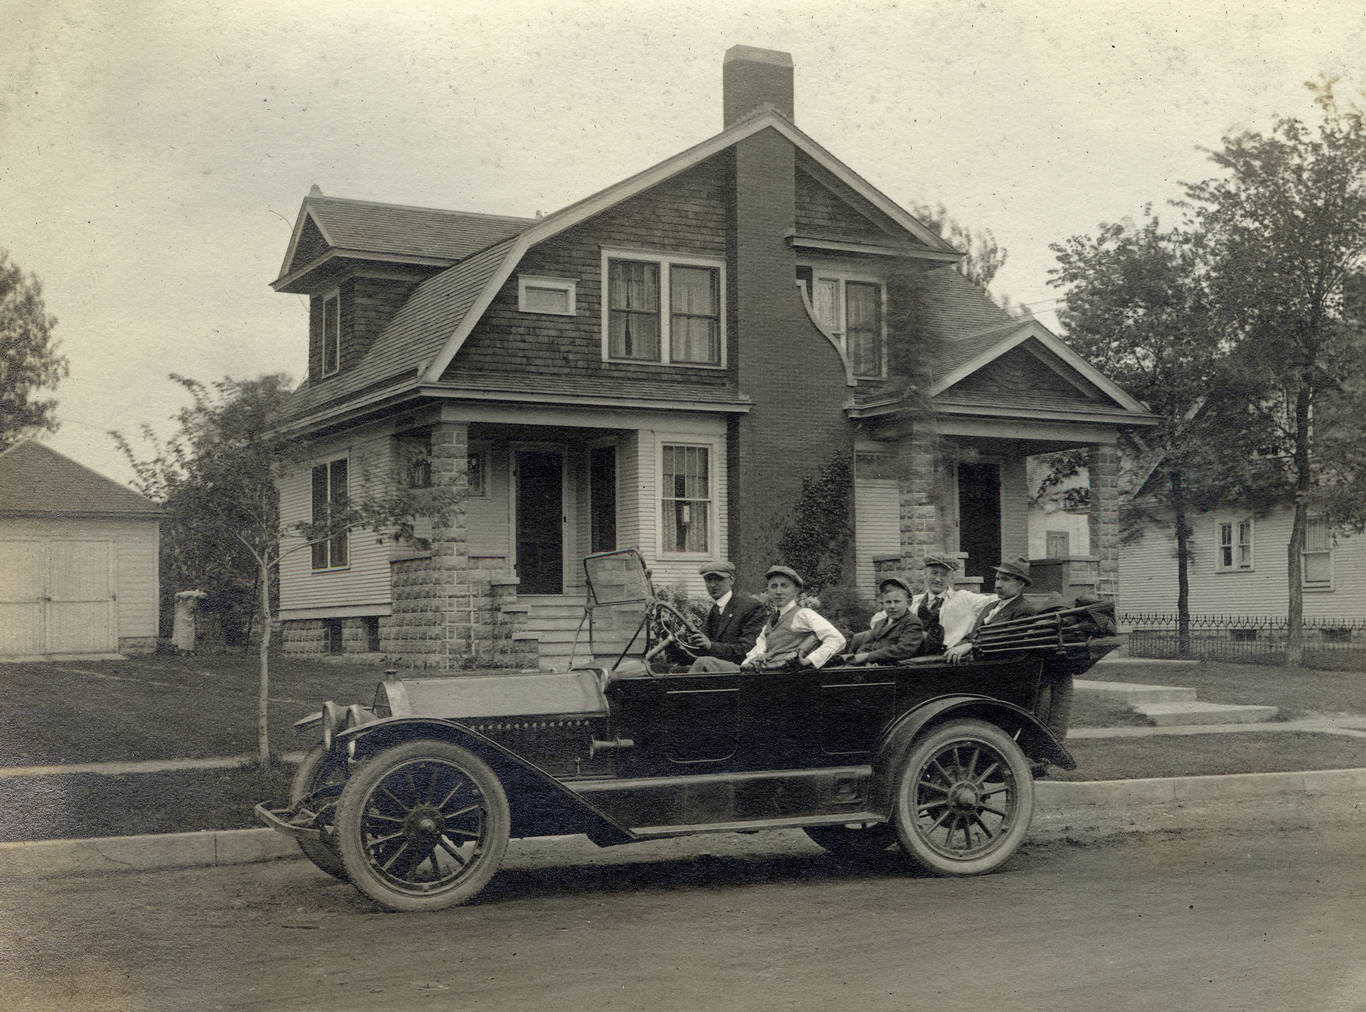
left=803, top=822, right=898, bottom=860
left=1033, top=670, right=1074, bottom=742
left=335, top=740, right=510, bottom=912
left=892, top=718, right=1035, bottom=877
left=291, top=744, right=349, bottom=882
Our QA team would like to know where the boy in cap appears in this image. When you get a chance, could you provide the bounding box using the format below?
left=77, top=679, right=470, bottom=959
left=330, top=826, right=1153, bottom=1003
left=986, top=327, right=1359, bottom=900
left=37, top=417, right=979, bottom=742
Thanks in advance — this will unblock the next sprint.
left=842, top=575, right=924, bottom=664
left=682, top=560, right=768, bottom=666
left=946, top=557, right=1037, bottom=664
left=692, top=565, right=845, bottom=671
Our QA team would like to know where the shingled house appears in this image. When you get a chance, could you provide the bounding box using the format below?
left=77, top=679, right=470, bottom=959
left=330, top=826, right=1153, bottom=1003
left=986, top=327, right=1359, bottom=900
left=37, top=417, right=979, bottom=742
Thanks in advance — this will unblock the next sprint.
left=270, top=46, right=1156, bottom=668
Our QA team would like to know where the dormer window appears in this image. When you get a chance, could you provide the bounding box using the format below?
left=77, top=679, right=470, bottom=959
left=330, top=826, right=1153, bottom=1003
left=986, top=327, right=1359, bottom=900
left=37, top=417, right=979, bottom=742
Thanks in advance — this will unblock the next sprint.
left=797, top=267, right=885, bottom=378
left=322, top=291, right=341, bottom=377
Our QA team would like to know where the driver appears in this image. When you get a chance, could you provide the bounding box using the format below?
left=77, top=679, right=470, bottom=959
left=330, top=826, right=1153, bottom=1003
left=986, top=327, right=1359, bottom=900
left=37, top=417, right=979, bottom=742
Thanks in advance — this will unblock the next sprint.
left=683, top=561, right=768, bottom=669
left=693, top=565, right=845, bottom=672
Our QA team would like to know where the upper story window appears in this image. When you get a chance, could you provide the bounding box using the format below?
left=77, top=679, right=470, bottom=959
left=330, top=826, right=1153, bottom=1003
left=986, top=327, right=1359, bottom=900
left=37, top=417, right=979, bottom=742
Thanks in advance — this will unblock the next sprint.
left=603, top=250, right=724, bottom=368
left=518, top=275, right=577, bottom=316
left=1303, top=516, right=1333, bottom=590
left=1217, top=518, right=1253, bottom=572
left=321, top=291, right=341, bottom=377
left=311, top=457, right=349, bottom=570
left=797, top=267, right=885, bottom=378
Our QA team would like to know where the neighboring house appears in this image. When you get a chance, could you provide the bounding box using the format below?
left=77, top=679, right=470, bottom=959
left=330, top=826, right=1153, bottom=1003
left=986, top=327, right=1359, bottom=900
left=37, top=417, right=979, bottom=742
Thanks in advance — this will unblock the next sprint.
left=1118, top=460, right=1366, bottom=620
left=270, top=46, right=1157, bottom=668
left=0, top=440, right=162, bottom=658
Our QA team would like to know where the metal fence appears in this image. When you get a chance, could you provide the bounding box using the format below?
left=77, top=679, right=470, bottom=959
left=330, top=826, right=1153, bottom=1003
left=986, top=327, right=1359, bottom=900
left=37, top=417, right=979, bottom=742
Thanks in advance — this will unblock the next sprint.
left=1119, top=613, right=1366, bottom=670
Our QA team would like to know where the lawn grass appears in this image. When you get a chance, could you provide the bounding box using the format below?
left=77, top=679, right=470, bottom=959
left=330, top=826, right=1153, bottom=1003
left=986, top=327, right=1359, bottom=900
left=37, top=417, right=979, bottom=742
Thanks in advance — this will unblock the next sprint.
left=0, top=762, right=293, bottom=843
left=1052, top=731, right=1366, bottom=781
left=1087, top=658, right=1366, bottom=721
left=1, top=654, right=422, bottom=765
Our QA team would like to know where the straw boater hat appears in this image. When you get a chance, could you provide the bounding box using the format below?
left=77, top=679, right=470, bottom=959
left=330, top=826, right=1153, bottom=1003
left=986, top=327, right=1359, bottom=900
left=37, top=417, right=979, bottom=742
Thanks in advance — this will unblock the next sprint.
left=993, top=557, right=1032, bottom=585
left=699, top=560, right=736, bottom=577
left=764, top=564, right=804, bottom=588
left=877, top=575, right=914, bottom=597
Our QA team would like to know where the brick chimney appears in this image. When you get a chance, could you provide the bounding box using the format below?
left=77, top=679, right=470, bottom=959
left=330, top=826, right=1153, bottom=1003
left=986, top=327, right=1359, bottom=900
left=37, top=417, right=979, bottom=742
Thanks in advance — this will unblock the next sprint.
left=723, top=45, right=793, bottom=126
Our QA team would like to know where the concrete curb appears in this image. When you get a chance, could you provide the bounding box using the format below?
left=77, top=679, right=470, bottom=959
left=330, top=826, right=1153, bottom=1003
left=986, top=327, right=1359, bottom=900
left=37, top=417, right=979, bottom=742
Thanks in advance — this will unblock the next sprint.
left=5, top=767, right=1366, bottom=880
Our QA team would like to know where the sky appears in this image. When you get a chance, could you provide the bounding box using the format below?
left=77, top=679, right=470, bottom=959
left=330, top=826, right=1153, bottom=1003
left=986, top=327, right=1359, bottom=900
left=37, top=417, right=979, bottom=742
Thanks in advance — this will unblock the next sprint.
left=2, top=0, right=1361, bottom=487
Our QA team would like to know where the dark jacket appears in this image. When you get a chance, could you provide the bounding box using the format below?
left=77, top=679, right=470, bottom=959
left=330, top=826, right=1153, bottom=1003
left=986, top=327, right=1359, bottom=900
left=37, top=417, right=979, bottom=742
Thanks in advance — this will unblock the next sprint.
left=847, top=611, right=925, bottom=664
left=701, top=592, right=768, bottom=663
left=965, top=594, right=1036, bottom=640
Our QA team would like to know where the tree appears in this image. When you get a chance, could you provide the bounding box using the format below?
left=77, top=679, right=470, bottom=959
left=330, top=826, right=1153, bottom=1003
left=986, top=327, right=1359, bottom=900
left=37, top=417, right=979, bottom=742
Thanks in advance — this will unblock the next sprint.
left=0, top=249, right=68, bottom=450
left=1049, top=213, right=1234, bottom=653
left=1187, top=81, right=1366, bottom=664
left=114, top=374, right=464, bottom=766
left=911, top=202, right=1008, bottom=290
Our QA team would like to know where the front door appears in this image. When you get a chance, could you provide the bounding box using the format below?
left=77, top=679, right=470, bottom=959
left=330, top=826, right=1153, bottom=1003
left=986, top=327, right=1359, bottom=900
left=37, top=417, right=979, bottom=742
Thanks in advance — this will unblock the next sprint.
left=957, top=461, right=1002, bottom=585
left=515, top=449, right=564, bottom=594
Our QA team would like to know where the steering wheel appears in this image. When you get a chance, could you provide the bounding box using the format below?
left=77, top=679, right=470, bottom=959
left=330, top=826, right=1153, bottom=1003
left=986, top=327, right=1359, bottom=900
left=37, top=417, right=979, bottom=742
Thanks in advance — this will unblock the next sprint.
left=643, top=601, right=703, bottom=664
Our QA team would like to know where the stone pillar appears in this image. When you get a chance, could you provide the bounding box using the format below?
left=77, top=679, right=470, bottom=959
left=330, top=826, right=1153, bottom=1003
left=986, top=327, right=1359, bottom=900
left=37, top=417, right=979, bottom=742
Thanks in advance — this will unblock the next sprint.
left=897, top=427, right=949, bottom=569
left=429, top=420, right=471, bottom=668
left=1086, top=444, right=1121, bottom=599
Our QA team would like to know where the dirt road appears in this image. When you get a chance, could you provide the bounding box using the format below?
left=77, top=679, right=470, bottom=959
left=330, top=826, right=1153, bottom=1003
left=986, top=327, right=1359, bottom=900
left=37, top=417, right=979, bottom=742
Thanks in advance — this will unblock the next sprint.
left=3, top=799, right=1364, bottom=1011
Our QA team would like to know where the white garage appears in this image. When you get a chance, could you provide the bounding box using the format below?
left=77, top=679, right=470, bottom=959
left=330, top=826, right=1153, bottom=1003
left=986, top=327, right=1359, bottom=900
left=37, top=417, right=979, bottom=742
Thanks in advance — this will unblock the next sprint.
left=0, top=440, right=161, bottom=658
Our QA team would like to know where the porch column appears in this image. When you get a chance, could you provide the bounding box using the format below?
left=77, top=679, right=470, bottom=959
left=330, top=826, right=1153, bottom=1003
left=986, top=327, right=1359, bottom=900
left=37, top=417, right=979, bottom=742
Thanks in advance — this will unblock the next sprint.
left=429, top=420, right=472, bottom=668
left=1086, top=444, right=1121, bottom=599
left=896, top=427, right=949, bottom=569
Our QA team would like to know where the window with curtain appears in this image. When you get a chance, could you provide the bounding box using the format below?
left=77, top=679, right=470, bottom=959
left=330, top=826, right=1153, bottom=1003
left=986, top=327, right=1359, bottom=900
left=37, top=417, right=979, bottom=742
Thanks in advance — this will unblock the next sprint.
left=669, top=265, right=720, bottom=365
left=661, top=444, right=710, bottom=553
left=1303, top=517, right=1333, bottom=588
left=1217, top=519, right=1253, bottom=571
left=605, top=254, right=723, bottom=366
left=796, top=269, right=885, bottom=378
left=608, top=259, right=660, bottom=361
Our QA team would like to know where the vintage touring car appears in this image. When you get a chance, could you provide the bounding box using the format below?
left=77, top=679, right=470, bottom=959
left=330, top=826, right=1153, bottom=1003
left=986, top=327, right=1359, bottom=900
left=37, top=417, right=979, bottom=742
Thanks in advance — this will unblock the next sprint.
left=257, top=549, right=1119, bottom=912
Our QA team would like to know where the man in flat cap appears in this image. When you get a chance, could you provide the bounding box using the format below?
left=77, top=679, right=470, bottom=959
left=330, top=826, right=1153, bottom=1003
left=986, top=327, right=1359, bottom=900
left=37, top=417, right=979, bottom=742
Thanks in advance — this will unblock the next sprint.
left=692, top=564, right=845, bottom=672
left=908, top=554, right=996, bottom=657
left=681, top=560, right=767, bottom=667
left=946, top=557, right=1037, bottom=664
left=842, top=575, right=924, bottom=664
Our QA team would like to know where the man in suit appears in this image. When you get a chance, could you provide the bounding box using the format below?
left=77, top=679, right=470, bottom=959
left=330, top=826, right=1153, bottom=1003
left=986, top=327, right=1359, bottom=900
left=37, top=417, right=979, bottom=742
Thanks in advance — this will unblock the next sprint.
left=843, top=576, right=924, bottom=664
left=946, top=557, right=1037, bottom=664
left=683, top=560, right=768, bottom=667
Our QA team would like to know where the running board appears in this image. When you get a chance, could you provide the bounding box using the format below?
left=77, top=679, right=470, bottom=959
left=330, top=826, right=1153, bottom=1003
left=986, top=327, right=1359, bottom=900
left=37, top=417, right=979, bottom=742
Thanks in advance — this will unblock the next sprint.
left=629, top=811, right=886, bottom=839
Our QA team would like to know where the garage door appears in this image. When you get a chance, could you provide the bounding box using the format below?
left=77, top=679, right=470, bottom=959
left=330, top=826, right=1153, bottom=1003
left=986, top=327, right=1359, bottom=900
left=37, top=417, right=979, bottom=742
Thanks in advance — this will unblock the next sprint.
left=0, top=539, right=117, bottom=656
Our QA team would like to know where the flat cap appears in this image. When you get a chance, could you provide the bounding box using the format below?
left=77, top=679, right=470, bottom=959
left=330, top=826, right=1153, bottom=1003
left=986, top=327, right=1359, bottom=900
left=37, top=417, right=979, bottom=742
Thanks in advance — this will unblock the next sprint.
left=877, top=576, right=914, bottom=597
left=922, top=554, right=959, bottom=572
left=764, top=564, right=805, bottom=588
left=699, top=560, right=736, bottom=577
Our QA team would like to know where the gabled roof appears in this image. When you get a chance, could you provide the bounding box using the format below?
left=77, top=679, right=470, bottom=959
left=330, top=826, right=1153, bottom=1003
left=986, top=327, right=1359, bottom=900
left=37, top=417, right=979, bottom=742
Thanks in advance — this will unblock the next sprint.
left=0, top=440, right=162, bottom=517
left=273, top=195, right=534, bottom=291
left=277, top=107, right=959, bottom=428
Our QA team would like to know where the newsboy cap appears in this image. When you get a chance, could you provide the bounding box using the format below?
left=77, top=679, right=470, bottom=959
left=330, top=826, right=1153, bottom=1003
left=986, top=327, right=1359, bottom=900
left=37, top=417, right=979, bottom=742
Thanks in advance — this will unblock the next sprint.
left=764, top=564, right=805, bottom=588
left=877, top=576, right=914, bottom=597
left=699, top=560, right=736, bottom=578
left=922, top=554, right=959, bottom=572
left=993, top=557, right=1032, bottom=585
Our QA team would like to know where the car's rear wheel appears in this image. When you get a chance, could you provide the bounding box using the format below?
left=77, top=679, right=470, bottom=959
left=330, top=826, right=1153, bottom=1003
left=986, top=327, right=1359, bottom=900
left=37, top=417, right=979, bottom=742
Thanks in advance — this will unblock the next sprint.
left=803, top=822, right=898, bottom=860
left=892, top=719, right=1034, bottom=876
left=291, top=745, right=348, bottom=881
left=335, top=740, right=510, bottom=912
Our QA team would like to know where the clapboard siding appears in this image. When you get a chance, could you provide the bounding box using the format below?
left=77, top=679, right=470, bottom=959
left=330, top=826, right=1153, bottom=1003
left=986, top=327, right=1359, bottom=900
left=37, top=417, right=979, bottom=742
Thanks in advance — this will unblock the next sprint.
left=1000, top=456, right=1029, bottom=562
left=278, top=425, right=394, bottom=616
left=1120, top=504, right=1366, bottom=618
left=854, top=479, right=899, bottom=597
left=0, top=516, right=158, bottom=641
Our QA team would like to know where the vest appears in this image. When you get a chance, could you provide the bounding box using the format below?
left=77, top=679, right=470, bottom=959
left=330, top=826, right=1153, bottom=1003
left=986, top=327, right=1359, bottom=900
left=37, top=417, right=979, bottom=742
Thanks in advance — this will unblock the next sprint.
left=761, top=607, right=812, bottom=666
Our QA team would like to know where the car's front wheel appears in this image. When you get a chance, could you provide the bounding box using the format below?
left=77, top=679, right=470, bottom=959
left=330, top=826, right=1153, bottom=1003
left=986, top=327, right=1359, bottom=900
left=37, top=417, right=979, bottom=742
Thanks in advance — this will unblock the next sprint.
left=291, top=744, right=348, bottom=881
left=335, top=740, right=510, bottom=912
left=892, top=719, right=1034, bottom=876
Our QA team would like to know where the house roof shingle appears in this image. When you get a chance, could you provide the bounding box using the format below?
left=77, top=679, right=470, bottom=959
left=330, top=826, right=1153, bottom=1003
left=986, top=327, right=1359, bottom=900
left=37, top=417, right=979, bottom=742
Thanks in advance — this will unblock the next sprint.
left=0, top=440, right=162, bottom=517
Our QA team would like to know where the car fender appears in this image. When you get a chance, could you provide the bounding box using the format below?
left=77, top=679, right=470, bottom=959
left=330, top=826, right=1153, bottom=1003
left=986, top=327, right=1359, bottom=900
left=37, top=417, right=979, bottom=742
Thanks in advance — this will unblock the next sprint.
left=869, top=694, right=1075, bottom=813
left=335, top=717, right=634, bottom=846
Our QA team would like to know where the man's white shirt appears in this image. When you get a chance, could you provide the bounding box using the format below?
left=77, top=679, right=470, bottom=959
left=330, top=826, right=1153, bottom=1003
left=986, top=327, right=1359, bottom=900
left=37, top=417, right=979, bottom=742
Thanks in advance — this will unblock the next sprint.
left=909, top=588, right=997, bottom=648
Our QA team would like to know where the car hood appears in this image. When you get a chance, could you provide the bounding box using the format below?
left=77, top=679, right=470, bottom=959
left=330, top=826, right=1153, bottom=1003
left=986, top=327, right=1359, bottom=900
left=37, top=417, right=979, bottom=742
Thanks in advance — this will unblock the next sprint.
left=381, top=668, right=608, bottom=722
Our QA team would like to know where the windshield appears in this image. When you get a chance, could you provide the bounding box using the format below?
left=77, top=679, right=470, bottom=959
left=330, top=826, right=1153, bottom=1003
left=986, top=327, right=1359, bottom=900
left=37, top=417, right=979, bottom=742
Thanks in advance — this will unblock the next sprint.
left=583, top=550, right=653, bottom=662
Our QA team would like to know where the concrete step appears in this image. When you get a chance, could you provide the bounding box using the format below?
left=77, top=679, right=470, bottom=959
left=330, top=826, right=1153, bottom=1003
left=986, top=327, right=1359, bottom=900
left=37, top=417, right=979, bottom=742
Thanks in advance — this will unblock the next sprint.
left=1076, top=679, right=1198, bottom=704
left=1132, top=701, right=1279, bottom=726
